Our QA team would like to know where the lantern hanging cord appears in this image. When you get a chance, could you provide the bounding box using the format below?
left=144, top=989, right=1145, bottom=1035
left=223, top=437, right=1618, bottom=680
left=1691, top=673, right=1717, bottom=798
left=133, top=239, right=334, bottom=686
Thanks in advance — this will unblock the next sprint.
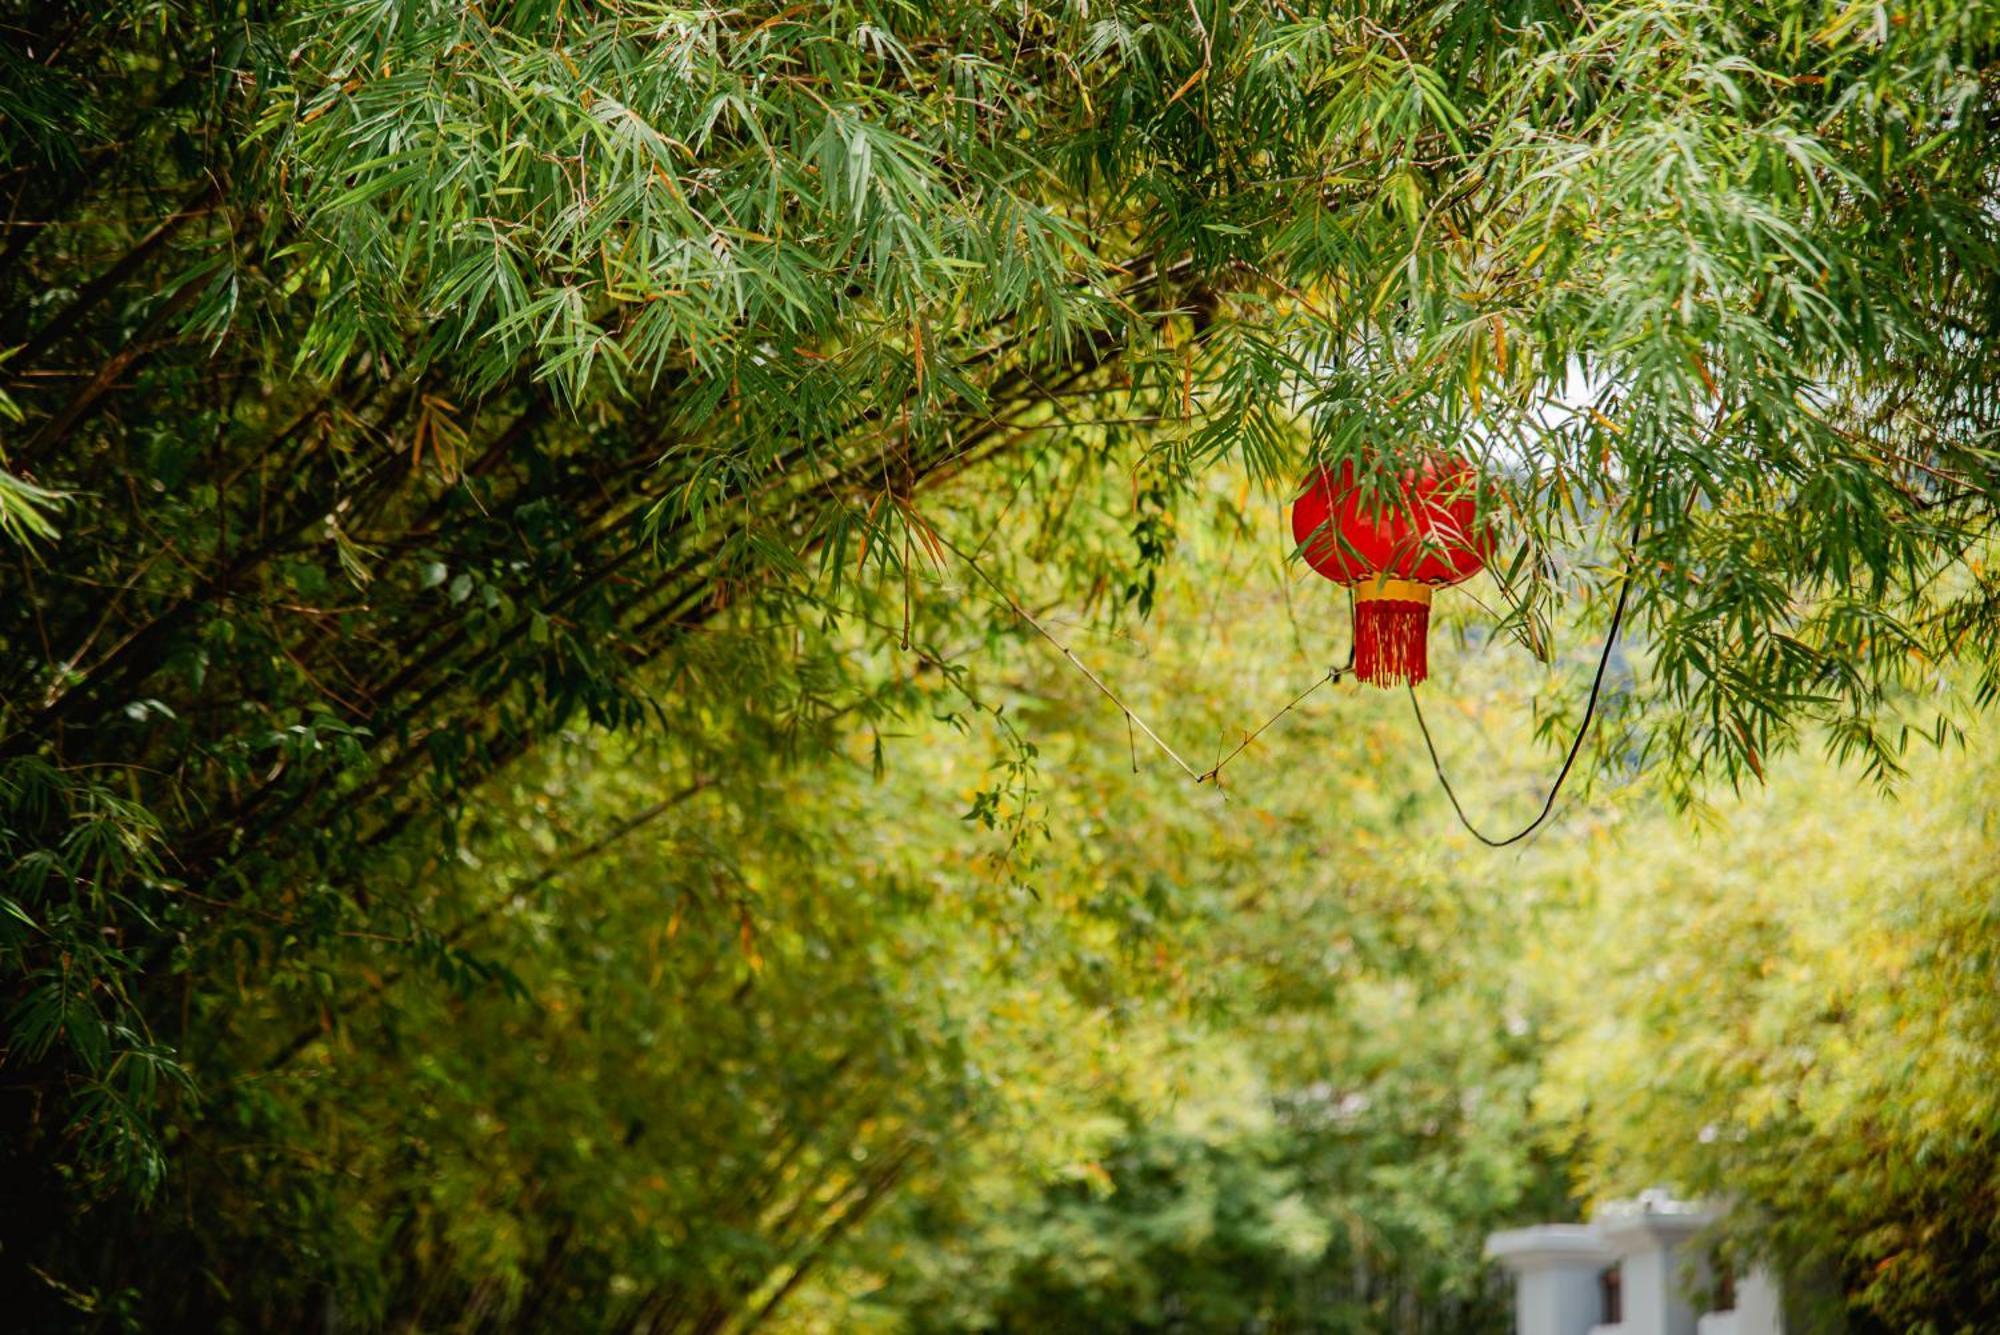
left=938, top=526, right=1209, bottom=783
left=941, top=525, right=1354, bottom=790
left=1197, top=590, right=1354, bottom=785
left=1405, top=553, right=1636, bottom=848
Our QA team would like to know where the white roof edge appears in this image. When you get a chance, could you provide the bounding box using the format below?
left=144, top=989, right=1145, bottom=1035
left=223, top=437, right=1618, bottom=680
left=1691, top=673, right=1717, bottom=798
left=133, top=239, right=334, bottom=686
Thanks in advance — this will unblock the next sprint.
left=1485, top=1223, right=1617, bottom=1268
left=1595, top=1206, right=1719, bottom=1245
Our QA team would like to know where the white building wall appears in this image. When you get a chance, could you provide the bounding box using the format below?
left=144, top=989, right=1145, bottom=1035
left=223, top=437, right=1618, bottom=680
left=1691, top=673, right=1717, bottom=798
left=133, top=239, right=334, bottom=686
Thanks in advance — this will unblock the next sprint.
left=1732, top=1268, right=1786, bottom=1334
left=1486, top=1224, right=1615, bottom=1335
left=1595, top=1196, right=1714, bottom=1335
left=1487, top=1194, right=1784, bottom=1335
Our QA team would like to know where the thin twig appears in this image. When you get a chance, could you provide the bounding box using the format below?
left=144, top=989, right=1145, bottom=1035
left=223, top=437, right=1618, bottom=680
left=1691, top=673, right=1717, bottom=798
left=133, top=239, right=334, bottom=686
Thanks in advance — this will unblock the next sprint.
left=939, top=524, right=1369, bottom=792
left=1198, top=666, right=1342, bottom=785
left=935, top=529, right=1206, bottom=782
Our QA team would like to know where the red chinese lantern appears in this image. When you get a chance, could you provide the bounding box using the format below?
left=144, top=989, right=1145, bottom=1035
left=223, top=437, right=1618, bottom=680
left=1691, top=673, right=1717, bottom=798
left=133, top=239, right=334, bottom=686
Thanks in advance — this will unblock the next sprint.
left=1290, top=455, right=1491, bottom=687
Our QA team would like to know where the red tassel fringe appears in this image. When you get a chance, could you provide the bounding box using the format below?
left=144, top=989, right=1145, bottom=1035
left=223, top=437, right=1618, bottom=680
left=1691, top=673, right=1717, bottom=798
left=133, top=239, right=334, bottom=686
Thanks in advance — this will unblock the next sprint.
left=1353, top=599, right=1431, bottom=687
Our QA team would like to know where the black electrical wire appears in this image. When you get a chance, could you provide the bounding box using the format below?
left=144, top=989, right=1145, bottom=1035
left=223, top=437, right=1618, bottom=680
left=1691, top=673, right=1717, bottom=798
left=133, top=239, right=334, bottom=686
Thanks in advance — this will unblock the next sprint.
left=1407, top=554, right=1637, bottom=848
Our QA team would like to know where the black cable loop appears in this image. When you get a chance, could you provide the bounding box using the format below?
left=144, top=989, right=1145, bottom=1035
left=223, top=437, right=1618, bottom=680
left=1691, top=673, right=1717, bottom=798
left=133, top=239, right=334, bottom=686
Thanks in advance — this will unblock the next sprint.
left=1407, top=549, right=1637, bottom=848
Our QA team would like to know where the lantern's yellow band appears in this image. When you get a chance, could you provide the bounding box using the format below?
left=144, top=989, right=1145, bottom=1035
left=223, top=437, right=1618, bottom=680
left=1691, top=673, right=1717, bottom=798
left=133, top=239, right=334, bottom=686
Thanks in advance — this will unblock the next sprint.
left=1353, top=577, right=1434, bottom=606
